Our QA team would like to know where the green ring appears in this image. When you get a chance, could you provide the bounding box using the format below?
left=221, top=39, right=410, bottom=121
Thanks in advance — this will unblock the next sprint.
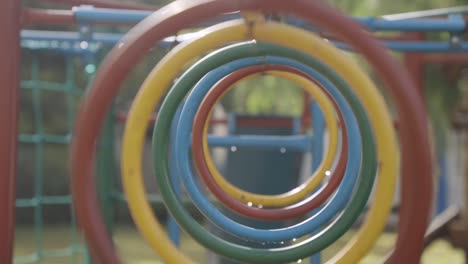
left=152, top=41, right=377, bottom=263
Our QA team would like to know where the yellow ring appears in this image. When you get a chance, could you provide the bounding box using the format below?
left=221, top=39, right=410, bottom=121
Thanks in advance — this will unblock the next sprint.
left=201, top=70, right=339, bottom=207
left=122, top=19, right=398, bottom=264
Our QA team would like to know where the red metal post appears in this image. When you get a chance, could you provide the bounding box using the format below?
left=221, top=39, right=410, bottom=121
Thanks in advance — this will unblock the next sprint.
left=0, top=0, right=21, bottom=263
left=22, top=8, right=75, bottom=26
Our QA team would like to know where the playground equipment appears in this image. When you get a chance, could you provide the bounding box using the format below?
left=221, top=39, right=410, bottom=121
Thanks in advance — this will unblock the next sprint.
left=1, top=0, right=468, bottom=263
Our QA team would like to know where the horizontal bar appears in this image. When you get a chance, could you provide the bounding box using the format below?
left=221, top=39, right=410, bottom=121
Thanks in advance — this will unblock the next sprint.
left=21, top=80, right=76, bottom=93
left=381, top=5, right=468, bottom=20
left=17, top=132, right=312, bottom=151
left=20, top=40, right=100, bottom=54
left=21, top=27, right=468, bottom=53
left=18, top=134, right=71, bottom=144
left=21, top=29, right=120, bottom=44
left=73, top=6, right=152, bottom=24
left=23, top=7, right=238, bottom=26
left=20, top=29, right=192, bottom=49
left=16, top=196, right=72, bottom=207
left=288, top=15, right=467, bottom=33
left=34, top=0, right=157, bottom=11
left=207, top=135, right=312, bottom=151
left=335, top=40, right=468, bottom=52
left=354, top=14, right=466, bottom=32
left=73, top=6, right=240, bottom=27
left=22, top=8, right=74, bottom=26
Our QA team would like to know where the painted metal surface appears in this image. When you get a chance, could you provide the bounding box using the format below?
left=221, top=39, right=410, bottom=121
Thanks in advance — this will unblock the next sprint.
left=0, top=0, right=21, bottom=263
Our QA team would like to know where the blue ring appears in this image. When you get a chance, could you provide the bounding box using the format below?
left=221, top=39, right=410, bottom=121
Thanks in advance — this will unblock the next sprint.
left=172, top=56, right=362, bottom=242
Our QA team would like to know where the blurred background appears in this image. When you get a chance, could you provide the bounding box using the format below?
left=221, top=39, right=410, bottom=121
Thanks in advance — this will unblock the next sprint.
left=14, top=0, right=468, bottom=263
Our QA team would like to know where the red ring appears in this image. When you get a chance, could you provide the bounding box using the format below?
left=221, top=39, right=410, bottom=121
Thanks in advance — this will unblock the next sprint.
left=192, top=64, right=348, bottom=221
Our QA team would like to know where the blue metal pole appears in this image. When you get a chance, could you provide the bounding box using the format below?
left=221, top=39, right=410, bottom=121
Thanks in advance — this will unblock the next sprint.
left=207, top=134, right=313, bottom=151
left=353, top=14, right=465, bottom=32
left=436, top=155, right=449, bottom=214
left=74, top=6, right=152, bottom=24
left=381, top=6, right=468, bottom=20
left=334, top=40, right=468, bottom=53
left=20, top=28, right=468, bottom=53
left=309, top=101, right=325, bottom=264
left=73, top=6, right=240, bottom=26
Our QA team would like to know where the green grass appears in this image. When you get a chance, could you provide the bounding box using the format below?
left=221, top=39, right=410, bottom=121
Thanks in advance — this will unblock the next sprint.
left=13, top=225, right=465, bottom=263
